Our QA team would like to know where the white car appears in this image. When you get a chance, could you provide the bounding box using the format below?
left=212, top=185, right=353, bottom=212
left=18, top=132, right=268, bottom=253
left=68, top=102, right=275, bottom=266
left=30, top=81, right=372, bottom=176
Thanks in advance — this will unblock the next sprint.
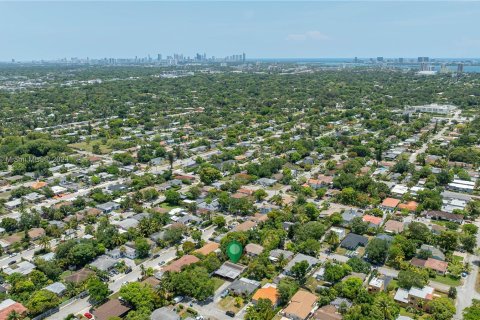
left=173, top=296, right=184, bottom=304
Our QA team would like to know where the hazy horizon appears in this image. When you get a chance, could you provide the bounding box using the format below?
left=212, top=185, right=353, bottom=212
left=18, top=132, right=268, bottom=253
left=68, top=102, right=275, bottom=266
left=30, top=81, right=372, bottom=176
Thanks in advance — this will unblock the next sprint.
left=1, top=1, right=479, bottom=61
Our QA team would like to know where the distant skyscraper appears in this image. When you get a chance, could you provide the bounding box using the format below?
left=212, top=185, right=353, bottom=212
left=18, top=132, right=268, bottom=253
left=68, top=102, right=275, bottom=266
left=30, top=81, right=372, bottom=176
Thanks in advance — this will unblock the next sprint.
left=242, top=52, right=246, bottom=62
left=399, top=58, right=404, bottom=64
left=377, top=57, right=384, bottom=62
left=354, top=57, right=358, bottom=63
left=157, top=54, right=162, bottom=61
left=418, top=57, right=429, bottom=63
left=457, top=63, right=464, bottom=73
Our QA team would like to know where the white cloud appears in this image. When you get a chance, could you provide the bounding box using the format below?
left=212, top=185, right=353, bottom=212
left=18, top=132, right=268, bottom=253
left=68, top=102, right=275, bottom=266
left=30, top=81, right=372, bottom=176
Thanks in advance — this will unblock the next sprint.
left=286, top=30, right=329, bottom=41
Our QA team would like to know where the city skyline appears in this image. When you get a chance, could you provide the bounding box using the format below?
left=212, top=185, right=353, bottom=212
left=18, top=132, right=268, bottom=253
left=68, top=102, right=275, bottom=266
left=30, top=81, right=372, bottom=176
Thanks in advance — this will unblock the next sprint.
left=1, top=1, right=479, bottom=61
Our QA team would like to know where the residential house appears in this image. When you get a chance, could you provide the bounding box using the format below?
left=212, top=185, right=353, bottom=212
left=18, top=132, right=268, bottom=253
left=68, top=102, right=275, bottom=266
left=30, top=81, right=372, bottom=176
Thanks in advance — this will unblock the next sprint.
left=0, top=299, right=27, bottom=320
left=90, top=255, right=117, bottom=272
left=194, top=242, right=220, bottom=256
left=150, top=307, right=180, bottom=320
left=328, top=227, right=347, bottom=240
left=93, top=299, right=132, bottom=320
left=362, top=215, right=383, bottom=228
left=447, top=179, right=475, bottom=193
left=340, top=233, right=369, bottom=250
left=420, top=245, right=445, bottom=261
left=398, top=201, right=419, bottom=212
left=3, top=261, right=35, bottom=276
left=313, top=305, right=342, bottom=320
left=384, top=220, right=405, bottom=234
left=308, top=176, right=333, bottom=189
left=394, top=286, right=436, bottom=310
left=44, top=282, right=67, bottom=296
left=245, top=243, right=264, bottom=257
left=368, top=276, right=392, bottom=293
left=424, top=210, right=464, bottom=224
left=227, top=277, right=261, bottom=296
left=96, top=201, right=120, bottom=214
left=252, top=285, right=279, bottom=307
left=256, top=177, right=277, bottom=187
left=284, top=254, right=319, bottom=276
left=341, top=209, right=363, bottom=226
left=269, top=249, right=294, bottom=262
left=283, top=290, right=317, bottom=320
left=380, top=198, right=400, bottom=212
left=161, top=255, right=200, bottom=274
left=214, top=262, right=247, bottom=281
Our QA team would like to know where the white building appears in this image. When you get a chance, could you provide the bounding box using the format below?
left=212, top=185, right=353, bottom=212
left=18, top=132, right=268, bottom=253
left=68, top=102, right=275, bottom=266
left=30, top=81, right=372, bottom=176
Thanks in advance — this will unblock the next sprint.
left=405, top=104, right=456, bottom=115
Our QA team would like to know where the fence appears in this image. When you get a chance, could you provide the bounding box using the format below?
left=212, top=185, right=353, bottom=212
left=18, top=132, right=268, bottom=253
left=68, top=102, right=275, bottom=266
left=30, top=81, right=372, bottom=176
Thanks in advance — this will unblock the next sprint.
left=31, top=291, right=88, bottom=320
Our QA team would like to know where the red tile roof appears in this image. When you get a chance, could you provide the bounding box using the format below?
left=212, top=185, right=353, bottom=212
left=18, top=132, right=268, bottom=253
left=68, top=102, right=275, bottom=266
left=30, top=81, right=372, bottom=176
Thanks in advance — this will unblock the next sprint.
left=381, top=198, right=400, bottom=208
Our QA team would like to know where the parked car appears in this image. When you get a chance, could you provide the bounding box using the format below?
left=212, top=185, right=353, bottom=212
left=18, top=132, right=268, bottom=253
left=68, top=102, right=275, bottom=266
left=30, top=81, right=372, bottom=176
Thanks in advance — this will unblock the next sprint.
left=8, top=260, right=16, bottom=265
left=84, top=312, right=94, bottom=319
left=226, top=311, right=235, bottom=317
left=158, top=261, right=165, bottom=266
left=220, top=289, right=229, bottom=298
left=173, top=296, right=184, bottom=304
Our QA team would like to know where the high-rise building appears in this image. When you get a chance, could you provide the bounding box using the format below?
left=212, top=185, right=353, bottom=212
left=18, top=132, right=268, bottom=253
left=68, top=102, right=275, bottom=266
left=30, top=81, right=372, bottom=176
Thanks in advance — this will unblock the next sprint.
left=157, top=54, right=162, bottom=61
left=242, top=52, right=246, bottom=62
left=399, top=58, right=404, bottom=64
left=457, top=63, right=464, bottom=73
left=377, top=57, right=384, bottom=62
left=354, top=57, right=358, bottom=63
left=418, top=57, right=429, bottom=63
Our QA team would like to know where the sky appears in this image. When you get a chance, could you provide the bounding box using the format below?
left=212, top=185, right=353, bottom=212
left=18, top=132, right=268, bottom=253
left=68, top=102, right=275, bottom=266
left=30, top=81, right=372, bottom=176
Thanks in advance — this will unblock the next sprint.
left=0, top=1, right=479, bottom=61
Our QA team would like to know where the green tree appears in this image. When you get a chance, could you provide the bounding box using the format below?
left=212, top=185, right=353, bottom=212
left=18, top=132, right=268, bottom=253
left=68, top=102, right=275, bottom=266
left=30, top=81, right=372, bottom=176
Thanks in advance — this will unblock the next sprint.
left=253, top=189, right=268, bottom=202
left=290, top=260, right=310, bottom=284
left=464, top=300, right=480, bottom=320
left=165, top=189, right=180, bottom=205
left=365, top=238, right=389, bottom=265
left=245, top=299, right=276, bottom=320
left=26, top=290, right=60, bottom=315
left=119, top=282, right=157, bottom=312
left=135, top=237, right=150, bottom=258
left=199, top=166, right=222, bottom=185
left=278, top=278, right=299, bottom=305
left=427, top=297, right=455, bottom=320
left=397, top=268, right=429, bottom=289
left=87, top=277, right=110, bottom=304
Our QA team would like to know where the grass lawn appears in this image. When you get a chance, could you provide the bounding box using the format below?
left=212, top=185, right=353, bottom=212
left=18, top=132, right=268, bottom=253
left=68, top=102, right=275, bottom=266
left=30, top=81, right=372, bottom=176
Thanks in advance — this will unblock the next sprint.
left=110, top=291, right=121, bottom=299
left=212, top=277, right=226, bottom=291
left=68, top=139, right=112, bottom=154
left=134, top=258, right=148, bottom=265
left=475, top=270, right=480, bottom=294
left=356, top=247, right=366, bottom=257
left=335, top=247, right=347, bottom=255
left=178, top=307, right=199, bottom=319
left=452, top=255, right=464, bottom=263
left=218, top=296, right=244, bottom=313
left=0, top=191, right=11, bottom=200
left=432, top=275, right=461, bottom=287
left=399, top=307, right=429, bottom=319
left=60, top=270, right=73, bottom=280
left=304, top=277, right=324, bottom=293
left=160, top=203, right=180, bottom=210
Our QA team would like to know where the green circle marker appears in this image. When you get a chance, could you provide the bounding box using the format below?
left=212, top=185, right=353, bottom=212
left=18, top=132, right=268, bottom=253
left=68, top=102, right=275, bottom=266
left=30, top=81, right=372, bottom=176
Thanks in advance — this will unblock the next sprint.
left=226, top=241, right=243, bottom=263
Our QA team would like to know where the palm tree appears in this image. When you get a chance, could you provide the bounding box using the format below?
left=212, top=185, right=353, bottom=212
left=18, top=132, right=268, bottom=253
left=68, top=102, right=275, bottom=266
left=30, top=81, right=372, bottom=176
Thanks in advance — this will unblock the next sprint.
left=7, top=310, right=22, bottom=320
left=168, top=152, right=174, bottom=170
left=39, top=235, right=51, bottom=250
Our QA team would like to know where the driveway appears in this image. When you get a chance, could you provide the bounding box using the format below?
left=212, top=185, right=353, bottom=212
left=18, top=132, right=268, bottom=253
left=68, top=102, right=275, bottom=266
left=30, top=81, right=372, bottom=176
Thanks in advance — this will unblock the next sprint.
left=454, top=218, right=480, bottom=319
